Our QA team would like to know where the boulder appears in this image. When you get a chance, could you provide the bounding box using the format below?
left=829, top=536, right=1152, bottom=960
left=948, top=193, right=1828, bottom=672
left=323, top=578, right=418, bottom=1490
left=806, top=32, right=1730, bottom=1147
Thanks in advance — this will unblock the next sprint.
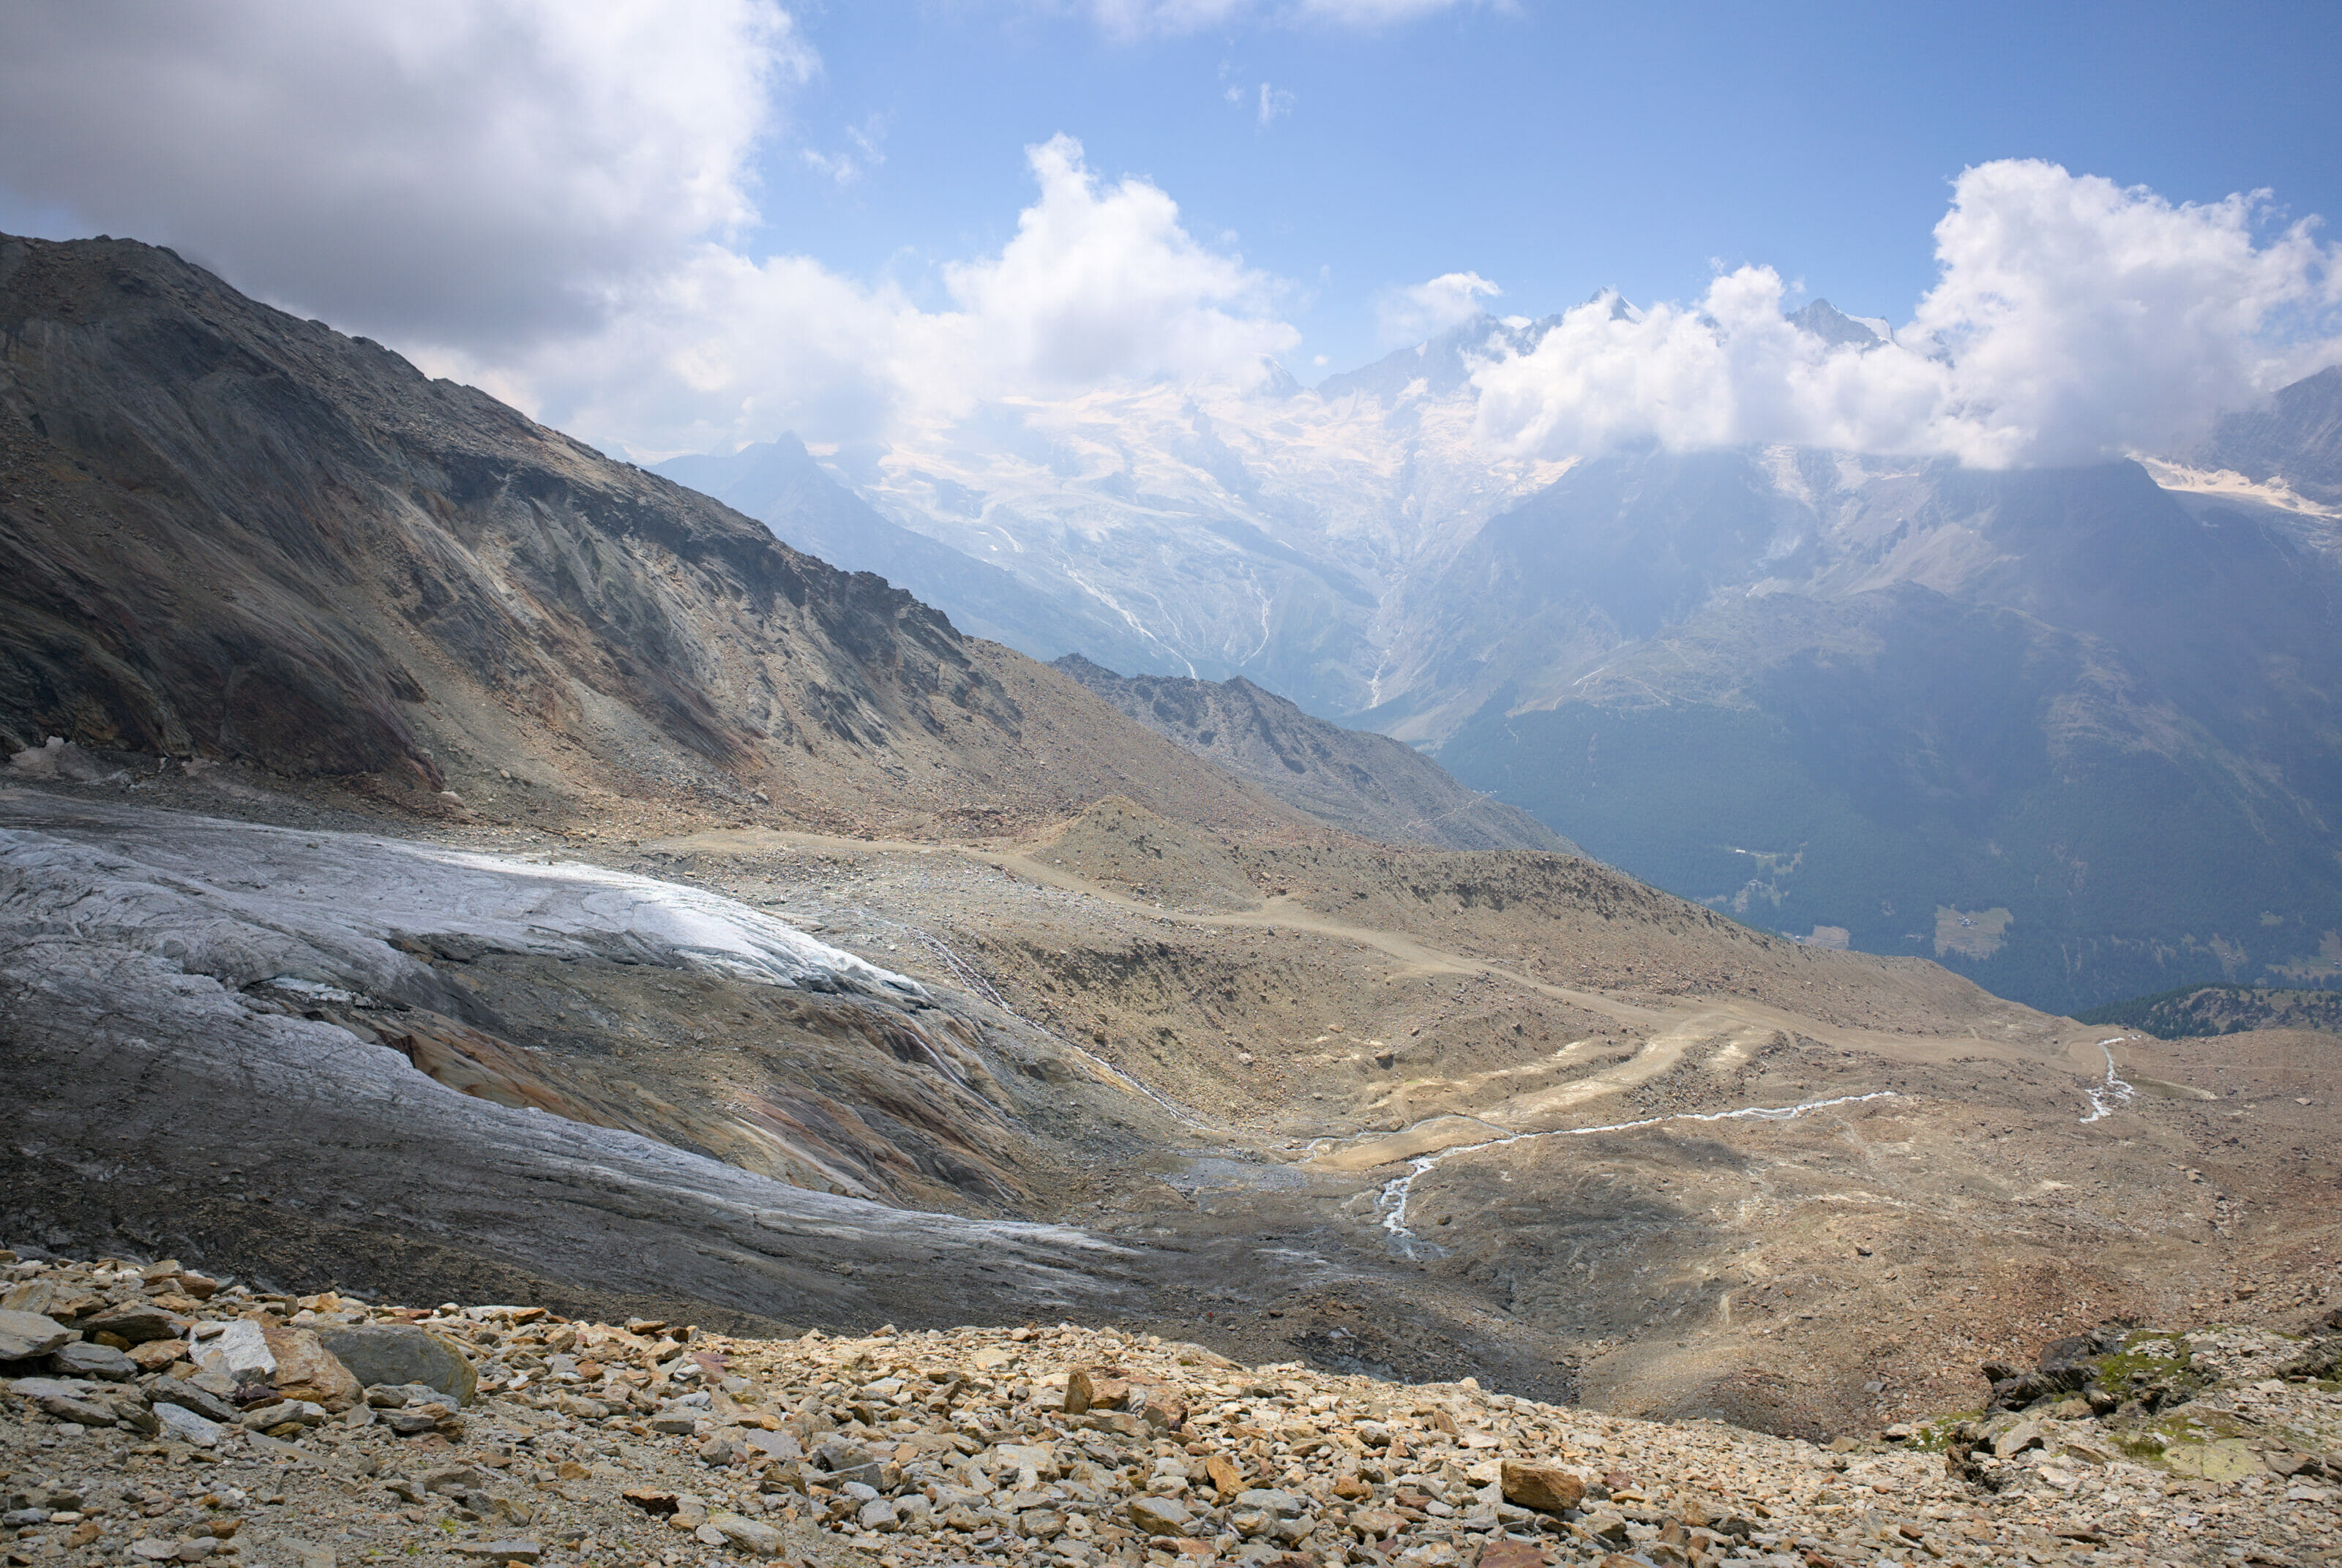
left=708, top=1514, right=781, bottom=1556
left=1140, top=1389, right=1188, bottom=1432
left=0, top=1310, right=70, bottom=1362
left=49, top=1341, right=136, bottom=1381
left=1500, top=1458, right=1587, bottom=1514
left=1128, top=1496, right=1193, bottom=1537
left=1063, top=1366, right=1130, bottom=1413
left=198, top=1321, right=275, bottom=1380
left=154, top=1403, right=224, bottom=1449
left=1994, top=1421, right=2045, bottom=1459
left=78, top=1304, right=184, bottom=1345
left=313, top=1324, right=477, bottom=1406
left=1233, top=1489, right=1305, bottom=1518
left=261, top=1327, right=360, bottom=1411
left=130, top=1340, right=188, bottom=1373
left=149, top=1379, right=238, bottom=1423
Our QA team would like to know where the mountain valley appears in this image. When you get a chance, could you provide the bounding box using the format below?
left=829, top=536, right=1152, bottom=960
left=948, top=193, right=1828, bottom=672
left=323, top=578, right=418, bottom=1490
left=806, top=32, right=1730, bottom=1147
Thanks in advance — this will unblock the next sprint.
left=698, top=316, right=2342, bottom=1016
left=1, top=234, right=2338, bottom=1501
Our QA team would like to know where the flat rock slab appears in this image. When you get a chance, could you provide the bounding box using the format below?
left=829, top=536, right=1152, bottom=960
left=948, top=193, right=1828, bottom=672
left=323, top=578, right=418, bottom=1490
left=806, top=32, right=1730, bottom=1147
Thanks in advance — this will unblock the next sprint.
left=0, top=1310, right=70, bottom=1361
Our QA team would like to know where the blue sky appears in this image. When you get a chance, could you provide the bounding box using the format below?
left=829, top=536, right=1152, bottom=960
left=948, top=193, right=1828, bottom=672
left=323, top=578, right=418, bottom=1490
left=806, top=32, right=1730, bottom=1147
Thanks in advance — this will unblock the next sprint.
left=760, top=1, right=2342, bottom=377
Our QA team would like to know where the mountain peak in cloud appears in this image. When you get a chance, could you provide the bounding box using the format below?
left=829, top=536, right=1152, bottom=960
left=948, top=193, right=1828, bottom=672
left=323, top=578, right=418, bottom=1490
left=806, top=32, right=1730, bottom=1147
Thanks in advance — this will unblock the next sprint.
left=1787, top=299, right=1883, bottom=350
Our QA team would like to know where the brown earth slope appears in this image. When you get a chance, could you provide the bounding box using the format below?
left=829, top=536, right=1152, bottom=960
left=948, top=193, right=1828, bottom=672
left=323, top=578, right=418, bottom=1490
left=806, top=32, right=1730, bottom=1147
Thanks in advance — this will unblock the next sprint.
left=0, top=234, right=1303, bottom=842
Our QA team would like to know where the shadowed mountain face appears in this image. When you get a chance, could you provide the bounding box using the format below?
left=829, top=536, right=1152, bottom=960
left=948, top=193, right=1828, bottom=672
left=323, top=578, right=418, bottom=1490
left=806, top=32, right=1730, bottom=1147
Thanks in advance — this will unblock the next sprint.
left=1051, top=654, right=1573, bottom=854
left=0, top=234, right=1301, bottom=840
left=1421, top=445, right=2342, bottom=1013
left=2191, top=364, right=2342, bottom=506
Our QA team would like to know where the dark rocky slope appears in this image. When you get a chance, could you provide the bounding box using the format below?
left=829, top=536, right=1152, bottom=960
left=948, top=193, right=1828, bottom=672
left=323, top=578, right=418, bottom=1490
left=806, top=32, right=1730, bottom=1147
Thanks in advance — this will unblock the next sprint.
left=0, top=234, right=1302, bottom=841
left=2192, top=363, right=2342, bottom=506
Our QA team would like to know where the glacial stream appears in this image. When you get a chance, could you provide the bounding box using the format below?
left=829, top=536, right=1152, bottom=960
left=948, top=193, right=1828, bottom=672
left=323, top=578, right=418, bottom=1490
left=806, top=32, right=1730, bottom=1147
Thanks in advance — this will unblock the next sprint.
left=2079, top=1037, right=2139, bottom=1123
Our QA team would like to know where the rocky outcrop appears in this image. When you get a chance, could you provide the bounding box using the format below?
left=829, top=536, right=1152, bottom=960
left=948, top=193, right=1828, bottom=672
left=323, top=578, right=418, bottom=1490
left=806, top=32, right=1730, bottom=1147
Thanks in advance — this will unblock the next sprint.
left=1054, top=656, right=1571, bottom=855
left=2191, top=363, right=2342, bottom=507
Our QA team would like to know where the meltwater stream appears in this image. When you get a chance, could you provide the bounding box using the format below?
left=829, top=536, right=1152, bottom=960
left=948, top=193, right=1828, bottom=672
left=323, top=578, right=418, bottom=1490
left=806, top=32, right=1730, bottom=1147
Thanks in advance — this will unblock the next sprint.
left=1374, top=1089, right=1904, bottom=1258
left=2079, top=1038, right=2139, bottom=1124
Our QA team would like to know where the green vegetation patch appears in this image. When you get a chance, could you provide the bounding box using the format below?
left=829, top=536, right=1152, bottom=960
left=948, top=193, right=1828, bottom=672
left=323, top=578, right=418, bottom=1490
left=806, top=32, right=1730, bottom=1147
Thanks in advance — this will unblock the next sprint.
left=2073, top=983, right=2342, bottom=1038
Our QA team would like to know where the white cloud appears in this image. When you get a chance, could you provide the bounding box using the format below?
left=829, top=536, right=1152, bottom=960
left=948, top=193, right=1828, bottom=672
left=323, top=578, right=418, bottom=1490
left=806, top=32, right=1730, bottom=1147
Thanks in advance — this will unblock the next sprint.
left=451, top=135, right=1299, bottom=454
left=1378, top=270, right=1502, bottom=344
left=938, top=135, right=1295, bottom=392
left=0, top=0, right=809, bottom=346
left=1257, top=83, right=1298, bottom=125
left=1473, top=160, right=2342, bottom=468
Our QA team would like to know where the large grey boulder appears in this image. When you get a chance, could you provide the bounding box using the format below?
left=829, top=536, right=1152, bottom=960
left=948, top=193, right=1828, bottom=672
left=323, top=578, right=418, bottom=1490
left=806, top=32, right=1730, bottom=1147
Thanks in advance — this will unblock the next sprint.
left=313, top=1324, right=478, bottom=1406
left=0, top=1310, right=70, bottom=1362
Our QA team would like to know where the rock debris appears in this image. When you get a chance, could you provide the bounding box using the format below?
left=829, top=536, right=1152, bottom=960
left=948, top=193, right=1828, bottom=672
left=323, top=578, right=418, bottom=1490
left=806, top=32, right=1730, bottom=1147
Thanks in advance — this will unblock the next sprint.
left=4, top=1254, right=2337, bottom=1568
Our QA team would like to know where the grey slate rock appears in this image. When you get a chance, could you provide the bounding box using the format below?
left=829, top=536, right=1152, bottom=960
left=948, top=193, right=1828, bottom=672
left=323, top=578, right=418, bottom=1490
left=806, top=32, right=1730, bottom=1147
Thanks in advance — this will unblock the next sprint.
left=312, top=1324, right=477, bottom=1406
left=148, top=1378, right=238, bottom=1422
left=78, top=1303, right=183, bottom=1345
left=48, top=1340, right=136, bottom=1381
left=0, top=1310, right=70, bottom=1361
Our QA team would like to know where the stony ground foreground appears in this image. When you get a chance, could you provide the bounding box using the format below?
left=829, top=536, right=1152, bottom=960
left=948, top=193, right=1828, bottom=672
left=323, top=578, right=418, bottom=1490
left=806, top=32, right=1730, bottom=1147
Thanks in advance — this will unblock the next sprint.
left=4, top=1255, right=2338, bottom=1568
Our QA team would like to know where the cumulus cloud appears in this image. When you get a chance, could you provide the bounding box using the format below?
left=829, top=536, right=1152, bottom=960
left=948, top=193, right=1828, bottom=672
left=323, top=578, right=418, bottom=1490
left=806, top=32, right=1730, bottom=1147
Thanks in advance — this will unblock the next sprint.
left=1378, top=270, right=1502, bottom=344
left=1472, top=160, right=2342, bottom=468
left=450, top=135, right=1299, bottom=454
left=937, top=136, right=1295, bottom=391
left=0, top=0, right=808, bottom=346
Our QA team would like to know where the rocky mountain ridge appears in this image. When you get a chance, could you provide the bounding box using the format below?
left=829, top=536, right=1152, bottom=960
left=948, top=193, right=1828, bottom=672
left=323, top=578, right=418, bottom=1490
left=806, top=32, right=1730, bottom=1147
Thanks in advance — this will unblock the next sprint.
left=0, top=233, right=1301, bottom=844
left=1047, top=658, right=1568, bottom=855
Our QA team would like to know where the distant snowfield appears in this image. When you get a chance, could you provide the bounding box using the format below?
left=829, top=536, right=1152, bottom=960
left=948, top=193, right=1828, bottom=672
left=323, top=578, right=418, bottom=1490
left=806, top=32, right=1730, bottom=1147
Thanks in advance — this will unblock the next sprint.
left=2134, top=457, right=2341, bottom=519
